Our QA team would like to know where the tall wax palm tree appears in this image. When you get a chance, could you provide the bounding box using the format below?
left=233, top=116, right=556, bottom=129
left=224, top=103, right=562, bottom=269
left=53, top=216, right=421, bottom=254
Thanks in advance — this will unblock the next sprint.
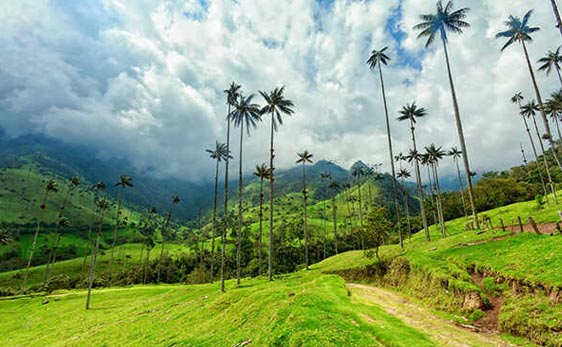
left=342, top=182, right=353, bottom=232
left=46, top=175, right=80, bottom=278
left=141, top=207, right=157, bottom=284
left=367, top=46, right=403, bottom=248
left=425, top=144, right=447, bottom=238
left=157, top=194, right=180, bottom=283
left=254, top=164, right=271, bottom=275
left=86, top=197, right=111, bottom=310
left=328, top=180, right=341, bottom=254
left=538, top=47, right=562, bottom=86
left=22, top=179, right=59, bottom=292
left=448, top=147, right=468, bottom=218
left=511, top=93, right=549, bottom=199
left=521, top=101, right=558, bottom=202
left=80, top=181, right=106, bottom=282
left=497, top=10, right=562, bottom=173
left=550, top=0, right=562, bottom=38
left=259, top=86, right=295, bottom=281
left=296, top=150, right=313, bottom=270
left=396, top=169, right=412, bottom=239
left=231, top=93, right=262, bottom=285
left=414, top=0, right=479, bottom=229
left=520, top=143, right=533, bottom=180
left=221, top=82, right=241, bottom=292
left=397, top=103, right=430, bottom=241
left=207, top=142, right=230, bottom=282
left=108, top=174, right=133, bottom=282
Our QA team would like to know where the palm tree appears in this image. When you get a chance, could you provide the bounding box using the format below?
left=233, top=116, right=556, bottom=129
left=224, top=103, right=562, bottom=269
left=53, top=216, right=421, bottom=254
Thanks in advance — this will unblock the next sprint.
left=342, top=182, right=353, bottom=232
left=254, top=164, right=271, bottom=275
left=521, top=101, right=558, bottom=202
left=397, top=103, right=430, bottom=241
left=496, top=10, right=562, bottom=173
left=231, top=93, right=262, bottom=285
left=221, top=81, right=241, bottom=292
left=296, top=150, right=313, bottom=270
left=396, top=169, right=412, bottom=239
left=207, top=142, right=230, bottom=282
left=520, top=143, right=533, bottom=180
left=108, top=174, right=133, bottom=282
left=420, top=153, right=438, bottom=227
left=80, top=181, right=106, bottom=282
left=22, top=179, right=59, bottom=292
left=414, top=0, right=479, bottom=229
left=259, top=86, right=295, bottom=281
left=447, top=147, right=468, bottom=218
left=538, top=47, right=562, bottom=86
left=46, top=175, right=80, bottom=279
left=511, top=93, right=549, bottom=200
left=367, top=46, right=403, bottom=248
left=425, top=144, right=447, bottom=238
left=141, top=207, right=157, bottom=284
left=329, top=180, right=341, bottom=253
left=156, top=194, right=180, bottom=283
left=550, top=0, right=562, bottom=39
left=86, top=197, right=111, bottom=310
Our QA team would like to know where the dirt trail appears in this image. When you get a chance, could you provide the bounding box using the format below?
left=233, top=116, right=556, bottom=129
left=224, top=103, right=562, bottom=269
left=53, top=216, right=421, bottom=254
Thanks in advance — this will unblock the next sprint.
left=347, top=283, right=515, bottom=347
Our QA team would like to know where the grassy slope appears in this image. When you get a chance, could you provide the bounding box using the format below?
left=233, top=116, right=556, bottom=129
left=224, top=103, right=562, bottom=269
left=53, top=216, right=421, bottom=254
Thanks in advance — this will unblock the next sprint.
left=1, top=272, right=435, bottom=347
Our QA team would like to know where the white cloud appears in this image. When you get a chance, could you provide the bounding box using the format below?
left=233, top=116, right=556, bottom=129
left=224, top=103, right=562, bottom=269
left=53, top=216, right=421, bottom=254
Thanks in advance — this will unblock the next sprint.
left=0, top=0, right=561, bottom=182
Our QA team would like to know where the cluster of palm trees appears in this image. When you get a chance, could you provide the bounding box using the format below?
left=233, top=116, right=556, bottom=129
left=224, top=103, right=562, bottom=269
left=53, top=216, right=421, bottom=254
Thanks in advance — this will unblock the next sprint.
left=206, top=83, right=295, bottom=290
left=365, top=1, right=562, bottom=242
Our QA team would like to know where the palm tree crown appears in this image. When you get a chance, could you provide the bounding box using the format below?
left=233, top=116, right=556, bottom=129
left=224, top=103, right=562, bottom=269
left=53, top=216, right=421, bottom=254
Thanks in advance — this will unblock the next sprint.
left=230, top=94, right=262, bottom=133
left=520, top=100, right=540, bottom=118
left=397, top=169, right=411, bottom=180
left=413, top=0, right=470, bottom=48
left=511, top=92, right=524, bottom=105
left=425, top=144, right=447, bottom=165
left=495, top=10, right=540, bottom=51
left=538, top=47, right=562, bottom=75
left=224, top=82, right=241, bottom=107
left=366, top=46, right=390, bottom=69
left=260, top=86, right=295, bottom=131
left=448, top=146, right=462, bottom=159
left=206, top=142, right=231, bottom=162
left=296, top=150, right=314, bottom=165
left=254, top=164, right=272, bottom=180
left=115, top=175, right=133, bottom=188
left=397, top=103, right=428, bottom=123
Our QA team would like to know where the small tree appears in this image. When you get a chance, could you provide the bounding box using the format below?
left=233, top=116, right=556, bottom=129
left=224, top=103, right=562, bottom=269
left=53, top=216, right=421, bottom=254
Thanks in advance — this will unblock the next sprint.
left=363, top=208, right=393, bottom=261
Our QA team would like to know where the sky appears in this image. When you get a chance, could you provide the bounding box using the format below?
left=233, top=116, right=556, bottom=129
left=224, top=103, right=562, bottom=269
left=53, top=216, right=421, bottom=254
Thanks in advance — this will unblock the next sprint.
left=0, top=0, right=561, bottom=182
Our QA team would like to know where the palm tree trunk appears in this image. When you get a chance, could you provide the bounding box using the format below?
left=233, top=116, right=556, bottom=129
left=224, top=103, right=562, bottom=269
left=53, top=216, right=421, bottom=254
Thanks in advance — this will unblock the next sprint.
left=22, top=190, right=49, bottom=292
left=550, top=0, right=562, bottom=39
left=555, top=116, right=562, bottom=143
left=441, top=37, right=479, bottom=229
left=108, top=188, right=123, bottom=283
left=302, top=163, right=309, bottom=269
left=556, top=65, right=562, bottom=87
left=521, top=113, right=550, bottom=200
left=356, top=179, right=363, bottom=227
left=268, top=111, right=276, bottom=282
left=410, top=119, right=430, bottom=241
left=401, top=180, right=412, bottom=239
left=520, top=144, right=533, bottom=180
left=86, top=209, right=105, bottom=310
left=221, top=105, right=232, bottom=292
left=531, top=114, right=558, bottom=202
left=332, top=196, right=338, bottom=254
left=426, top=165, right=438, bottom=227
left=237, top=124, right=244, bottom=285
left=258, top=177, right=264, bottom=275
left=522, top=40, right=562, bottom=175
left=453, top=158, right=468, bottom=218
left=432, top=164, right=446, bottom=238
left=378, top=63, right=403, bottom=248
left=211, top=159, right=219, bottom=283
left=143, top=247, right=151, bottom=284
left=46, top=188, right=72, bottom=279
left=80, top=199, right=98, bottom=283
left=322, top=199, right=327, bottom=259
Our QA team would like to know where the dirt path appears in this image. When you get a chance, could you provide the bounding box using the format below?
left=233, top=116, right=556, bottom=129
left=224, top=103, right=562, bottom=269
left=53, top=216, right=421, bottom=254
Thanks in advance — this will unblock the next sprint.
left=347, top=283, right=515, bottom=347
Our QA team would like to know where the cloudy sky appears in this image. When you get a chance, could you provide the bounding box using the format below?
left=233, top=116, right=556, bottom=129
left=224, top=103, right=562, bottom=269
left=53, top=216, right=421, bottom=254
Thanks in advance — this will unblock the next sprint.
left=0, top=0, right=561, bottom=182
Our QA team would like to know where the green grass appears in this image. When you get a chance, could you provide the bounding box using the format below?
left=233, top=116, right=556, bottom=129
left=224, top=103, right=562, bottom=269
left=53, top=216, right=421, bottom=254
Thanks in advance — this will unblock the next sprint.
left=0, top=271, right=436, bottom=347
